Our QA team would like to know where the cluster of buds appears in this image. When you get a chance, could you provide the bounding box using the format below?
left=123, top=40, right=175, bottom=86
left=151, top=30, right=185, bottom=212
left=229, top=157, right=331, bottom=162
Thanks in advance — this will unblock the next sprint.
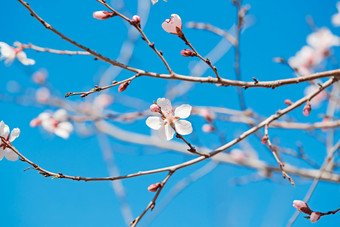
left=292, top=200, right=322, bottom=223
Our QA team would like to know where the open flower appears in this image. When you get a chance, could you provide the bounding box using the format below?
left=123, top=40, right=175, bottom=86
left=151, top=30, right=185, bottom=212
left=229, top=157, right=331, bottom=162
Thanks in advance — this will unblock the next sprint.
left=307, top=28, right=340, bottom=55
left=30, top=109, right=73, bottom=139
left=0, top=42, right=35, bottom=66
left=146, top=98, right=192, bottom=141
left=161, top=14, right=183, bottom=36
left=0, top=121, right=20, bottom=161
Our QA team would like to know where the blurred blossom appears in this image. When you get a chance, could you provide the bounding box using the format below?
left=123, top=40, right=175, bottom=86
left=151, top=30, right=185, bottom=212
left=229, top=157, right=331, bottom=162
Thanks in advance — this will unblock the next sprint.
left=288, top=46, right=321, bottom=76
left=6, top=80, right=21, bottom=93
left=230, top=149, right=246, bottom=162
left=32, top=69, right=48, bottom=84
left=332, top=2, right=340, bottom=27
left=0, top=41, right=35, bottom=66
left=36, top=87, right=51, bottom=104
left=151, top=0, right=167, bottom=5
left=31, top=109, right=73, bottom=139
left=304, top=84, right=326, bottom=107
left=202, top=124, right=215, bottom=133
left=146, top=98, right=192, bottom=141
left=0, top=121, right=20, bottom=161
left=199, top=109, right=215, bottom=122
left=307, top=28, right=340, bottom=55
left=93, top=94, right=113, bottom=109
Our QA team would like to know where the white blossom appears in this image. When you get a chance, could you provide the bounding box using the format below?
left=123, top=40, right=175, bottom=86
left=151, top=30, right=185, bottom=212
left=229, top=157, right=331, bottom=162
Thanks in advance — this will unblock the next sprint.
left=31, top=109, right=73, bottom=139
left=146, top=98, right=192, bottom=141
left=0, top=121, right=20, bottom=161
left=307, top=28, right=340, bottom=53
left=0, top=42, right=35, bottom=66
left=288, top=46, right=321, bottom=76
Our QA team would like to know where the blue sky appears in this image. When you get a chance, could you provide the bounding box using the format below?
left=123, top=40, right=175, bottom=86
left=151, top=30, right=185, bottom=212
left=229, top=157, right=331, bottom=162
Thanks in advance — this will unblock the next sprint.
left=1, top=0, right=340, bottom=226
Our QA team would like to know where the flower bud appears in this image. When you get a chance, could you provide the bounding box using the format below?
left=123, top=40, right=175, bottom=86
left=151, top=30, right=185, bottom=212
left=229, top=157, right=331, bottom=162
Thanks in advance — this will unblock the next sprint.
left=150, top=104, right=161, bottom=113
left=93, top=11, right=115, bottom=20
left=32, top=70, right=47, bottom=84
left=284, top=99, right=293, bottom=106
left=181, top=49, right=196, bottom=57
left=202, top=124, right=215, bottom=133
left=310, top=212, right=321, bottom=223
left=30, top=118, right=42, bottom=127
left=148, top=182, right=162, bottom=192
left=118, top=81, right=130, bottom=92
left=292, top=200, right=312, bottom=215
left=132, top=15, right=141, bottom=27
left=261, top=135, right=268, bottom=144
left=303, top=103, right=312, bottom=116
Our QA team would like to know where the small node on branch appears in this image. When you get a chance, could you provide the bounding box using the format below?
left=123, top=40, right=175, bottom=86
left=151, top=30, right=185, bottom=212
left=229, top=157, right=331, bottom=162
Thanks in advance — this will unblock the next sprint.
left=252, top=77, right=259, bottom=84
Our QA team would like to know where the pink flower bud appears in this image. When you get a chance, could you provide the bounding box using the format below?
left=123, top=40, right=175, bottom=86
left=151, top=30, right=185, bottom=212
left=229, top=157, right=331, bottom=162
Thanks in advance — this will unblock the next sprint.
left=310, top=212, right=321, bottom=223
left=292, top=200, right=312, bottom=215
left=93, top=11, right=115, bottom=20
left=202, top=124, right=215, bottom=133
left=150, top=104, right=161, bottom=113
left=261, top=135, right=268, bottom=144
left=132, top=15, right=141, bottom=27
left=118, top=81, right=130, bottom=92
left=30, top=118, right=42, bottom=127
left=181, top=49, right=196, bottom=57
left=322, top=116, right=329, bottom=132
left=284, top=99, right=293, bottom=106
left=148, top=182, right=162, bottom=192
left=303, top=103, right=312, bottom=116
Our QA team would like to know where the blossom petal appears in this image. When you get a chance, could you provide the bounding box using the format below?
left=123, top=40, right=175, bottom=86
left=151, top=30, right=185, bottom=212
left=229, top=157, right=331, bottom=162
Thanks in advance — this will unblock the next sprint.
left=0, top=122, right=9, bottom=138
left=0, top=149, right=4, bottom=161
left=4, top=148, right=18, bottom=161
left=53, top=109, right=68, bottom=121
left=58, top=122, right=73, bottom=133
left=174, top=120, right=192, bottom=135
left=9, top=128, right=20, bottom=142
left=55, top=128, right=70, bottom=139
left=151, top=0, right=158, bottom=4
left=159, top=124, right=175, bottom=141
left=157, top=98, right=173, bottom=117
left=0, top=42, right=15, bottom=65
left=146, top=116, right=163, bottom=130
left=41, top=119, right=55, bottom=133
left=16, top=51, right=35, bottom=65
left=174, top=104, right=191, bottom=119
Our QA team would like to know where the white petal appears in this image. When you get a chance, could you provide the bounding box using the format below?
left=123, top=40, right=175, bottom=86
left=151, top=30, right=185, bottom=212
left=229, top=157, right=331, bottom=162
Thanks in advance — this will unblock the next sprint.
left=53, top=109, right=68, bottom=121
left=38, top=112, right=52, bottom=120
left=159, top=124, right=175, bottom=141
left=161, top=19, right=177, bottom=34
left=0, top=149, right=4, bottom=161
left=171, top=14, right=182, bottom=30
left=9, top=128, right=20, bottom=142
left=0, top=42, right=15, bottom=60
left=175, top=120, right=193, bottom=135
left=0, top=123, right=9, bottom=138
left=151, top=0, right=158, bottom=4
left=146, top=116, right=163, bottom=130
left=16, top=51, right=35, bottom=65
left=4, top=148, right=18, bottom=161
left=174, top=104, right=192, bottom=119
left=58, top=122, right=73, bottom=133
left=54, top=128, right=70, bottom=139
left=157, top=98, right=173, bottom=117
left=41, top=119, right=55, bottom=133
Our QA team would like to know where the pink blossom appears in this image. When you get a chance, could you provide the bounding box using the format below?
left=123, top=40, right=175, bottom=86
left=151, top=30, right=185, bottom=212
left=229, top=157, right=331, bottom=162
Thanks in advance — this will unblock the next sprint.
left=181, top=49, right=196, bottom=57
left=292, top=200, right=312, bottom=215
left=132, top=15, right=141, bottom=27
left=162, top=14, right=183, bottom=36
left=151, top=0, right=167, bottom=5
left=288, top=46, right=321, bottom=76
left=36, top=87, right=50, bottom=104
left=118, top=81, right=130, bottom=92
left=93, top=94, right=113, bottom=108
left=93, top=11, right=115, bottom=20
left=148, top=182, right=162, bottom=192
left=230, top=149, right=246, bottom=162
left=32, top=69, right=48, bottom=84
left=0, top=41, right=35, bottom=66
left=310, top=212, right=321, bottom=223
left=202, top=124, right=215, bottom=133
left=303, top=103, right=312, bottom=116
left=150, top=104, right=161, bottom=113
left=199, top=109, right=215, bottom=122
